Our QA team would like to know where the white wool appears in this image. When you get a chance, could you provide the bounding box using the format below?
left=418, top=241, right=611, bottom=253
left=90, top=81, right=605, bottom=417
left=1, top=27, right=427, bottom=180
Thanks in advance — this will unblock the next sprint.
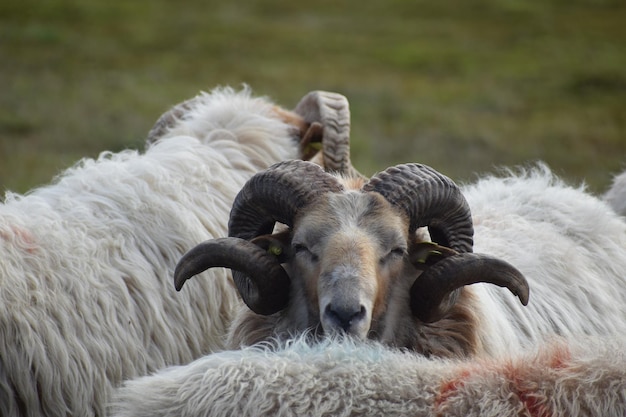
left=110, top=335, right=626, bottom=417
left=462, top=164, right=626, bottom=355
left=0, top=86, right=300, bottom=417
left=604, top=168, right=626, bottom=217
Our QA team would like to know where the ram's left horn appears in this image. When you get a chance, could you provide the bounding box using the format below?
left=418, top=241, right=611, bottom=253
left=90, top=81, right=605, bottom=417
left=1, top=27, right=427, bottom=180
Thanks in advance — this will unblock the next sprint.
left=410, top=253, right=529, bottom=323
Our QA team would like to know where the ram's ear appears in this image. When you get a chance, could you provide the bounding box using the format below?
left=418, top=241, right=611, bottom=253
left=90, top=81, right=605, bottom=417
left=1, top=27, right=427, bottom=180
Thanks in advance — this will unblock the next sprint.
left=298, top=121, right=324, bottom=161
left=408, top=241, right=459, bottom=270
left=251, top=231, right=294, bottom=264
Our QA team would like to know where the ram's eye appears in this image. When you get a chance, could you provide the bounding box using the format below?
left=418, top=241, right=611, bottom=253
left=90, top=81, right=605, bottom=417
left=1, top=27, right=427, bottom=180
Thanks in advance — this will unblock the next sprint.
left=293, top=243, right=309, bottom=253
left=293, top=243, right=319, bottom=262
left=380, top=247, right=406, bottom=264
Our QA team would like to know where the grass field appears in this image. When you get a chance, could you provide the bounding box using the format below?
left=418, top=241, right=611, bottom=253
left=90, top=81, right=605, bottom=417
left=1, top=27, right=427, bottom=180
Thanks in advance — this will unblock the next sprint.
left=1, top=0, right=625, bottom=194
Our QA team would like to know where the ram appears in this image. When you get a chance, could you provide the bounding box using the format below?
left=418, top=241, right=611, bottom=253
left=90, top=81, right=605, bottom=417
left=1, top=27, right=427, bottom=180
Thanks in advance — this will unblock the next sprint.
left=0, top=86, right=356, bottom=417
left=113, top=161, right=626, bottom=416
left=176, top=161, right=626, bottom=358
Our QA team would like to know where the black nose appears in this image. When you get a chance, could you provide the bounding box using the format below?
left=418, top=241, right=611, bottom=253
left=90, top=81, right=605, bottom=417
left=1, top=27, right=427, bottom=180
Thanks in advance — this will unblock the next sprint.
left=325, top=304, right=366, bottom=331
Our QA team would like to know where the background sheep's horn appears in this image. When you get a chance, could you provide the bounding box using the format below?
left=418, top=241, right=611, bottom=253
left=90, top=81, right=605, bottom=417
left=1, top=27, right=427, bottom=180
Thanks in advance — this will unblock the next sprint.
left=362, top=163, right=474, bottom=253
left=410, top=253, right=530, bottom=323
left=294, top=91, right=364, bottom=179
left=146, top=96, right=200, bottom=144
left=174, top=237, right=290, bottom=315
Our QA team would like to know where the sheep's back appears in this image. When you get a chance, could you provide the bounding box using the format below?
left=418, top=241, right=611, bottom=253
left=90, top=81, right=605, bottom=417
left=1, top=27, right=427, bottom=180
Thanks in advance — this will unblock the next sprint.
left=463, top=164, right=626, bottom=352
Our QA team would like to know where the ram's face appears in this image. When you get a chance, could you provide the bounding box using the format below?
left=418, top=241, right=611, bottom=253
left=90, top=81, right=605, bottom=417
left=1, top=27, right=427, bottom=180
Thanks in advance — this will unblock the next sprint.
left=174, top=160, right=529, bottom=347
left=290, top=192, right=409, bottom=339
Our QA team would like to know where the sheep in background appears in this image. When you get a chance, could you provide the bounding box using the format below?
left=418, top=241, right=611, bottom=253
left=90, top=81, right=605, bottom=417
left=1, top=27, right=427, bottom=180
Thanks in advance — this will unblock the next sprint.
left=604, top=168, right=626, bottom=216
left=0, top=86, right=355, bottom=417
left=110, top=335, right=626, bottom=417
left=176, top=161, right=626, bottom=357
left=148, top=88, right=362, bottom=179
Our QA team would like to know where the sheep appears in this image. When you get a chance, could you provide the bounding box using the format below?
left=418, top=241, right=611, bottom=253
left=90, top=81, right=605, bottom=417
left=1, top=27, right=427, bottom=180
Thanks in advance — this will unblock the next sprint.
left=0, top=86, right=357, bottom=417
left=148, top=87, right=362, bottom=179
left=110, top=335, right=626, bottom=417
left=175, top=161, right=626, bottom=358
left=603, top=168, right=626, bottom=216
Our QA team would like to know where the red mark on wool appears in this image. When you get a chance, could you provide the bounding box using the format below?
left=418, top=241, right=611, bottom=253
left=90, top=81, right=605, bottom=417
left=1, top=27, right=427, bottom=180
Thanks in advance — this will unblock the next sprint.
left=518, top=390, right=551, bottom=417
left=1, top=226, right=37, bottom=254
left=505, top=344, right=572, bottom=417
left=434, top=344, right=572, bottom=417
left=546, top=344, right=571, bottom=370
left=434, top=368, right=473, bottom=411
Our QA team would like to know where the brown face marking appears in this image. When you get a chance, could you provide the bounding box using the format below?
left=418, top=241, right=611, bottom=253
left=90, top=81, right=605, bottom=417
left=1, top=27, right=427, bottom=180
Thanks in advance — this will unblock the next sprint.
left=353, top=193, right=408, bottom=319
left=292, top=191, right=409, bottom=328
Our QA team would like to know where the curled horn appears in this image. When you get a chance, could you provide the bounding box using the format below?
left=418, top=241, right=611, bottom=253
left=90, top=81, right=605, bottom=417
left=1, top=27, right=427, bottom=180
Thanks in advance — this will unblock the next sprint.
left=362, top=163, right=528, bottom=321
left=146, top=96, right=200, bottom=144
left=362, top=163, right=474, bottom=253
left=227, top=160, right=344, bottom=240
left=294, top=91, right=364, bottom=179
left=174, top=238, right=290, bottom=316
left=175, top=160, right=344, bottom=315
left=410, top=252, right=530, bottom=323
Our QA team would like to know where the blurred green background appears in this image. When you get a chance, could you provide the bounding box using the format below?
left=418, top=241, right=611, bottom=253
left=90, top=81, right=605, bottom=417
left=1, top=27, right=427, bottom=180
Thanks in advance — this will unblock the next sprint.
left=1, top=0, right=625, bottom=195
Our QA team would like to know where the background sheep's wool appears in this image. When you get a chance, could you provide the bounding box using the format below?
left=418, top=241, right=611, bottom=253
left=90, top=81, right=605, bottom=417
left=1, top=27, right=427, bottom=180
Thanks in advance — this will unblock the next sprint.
left=1, top=0, right=625, bottom=194
left=0, top=88, right=302, bottom=417
left=110, top=336, right=626, bottom=417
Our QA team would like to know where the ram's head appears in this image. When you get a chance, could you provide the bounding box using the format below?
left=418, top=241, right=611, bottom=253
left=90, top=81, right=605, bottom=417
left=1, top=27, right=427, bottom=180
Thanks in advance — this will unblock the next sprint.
left=175, top=160, right=529, bottom=344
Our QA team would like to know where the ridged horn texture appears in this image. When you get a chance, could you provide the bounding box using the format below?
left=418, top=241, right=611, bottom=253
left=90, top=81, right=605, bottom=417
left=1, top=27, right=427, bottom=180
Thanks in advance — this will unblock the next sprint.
left=146, top=97, right=200, bottom=144
left=362, top=163, right=474, bottom=253
left=228, top=159, right=345, bottom=240
left=294, top=91, right=364, bottom=179
left=174, top=237, right=290, bottom=316
left=175, top=160, right=344, bottom=315
left=410, top=253, right=530, bottom=323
